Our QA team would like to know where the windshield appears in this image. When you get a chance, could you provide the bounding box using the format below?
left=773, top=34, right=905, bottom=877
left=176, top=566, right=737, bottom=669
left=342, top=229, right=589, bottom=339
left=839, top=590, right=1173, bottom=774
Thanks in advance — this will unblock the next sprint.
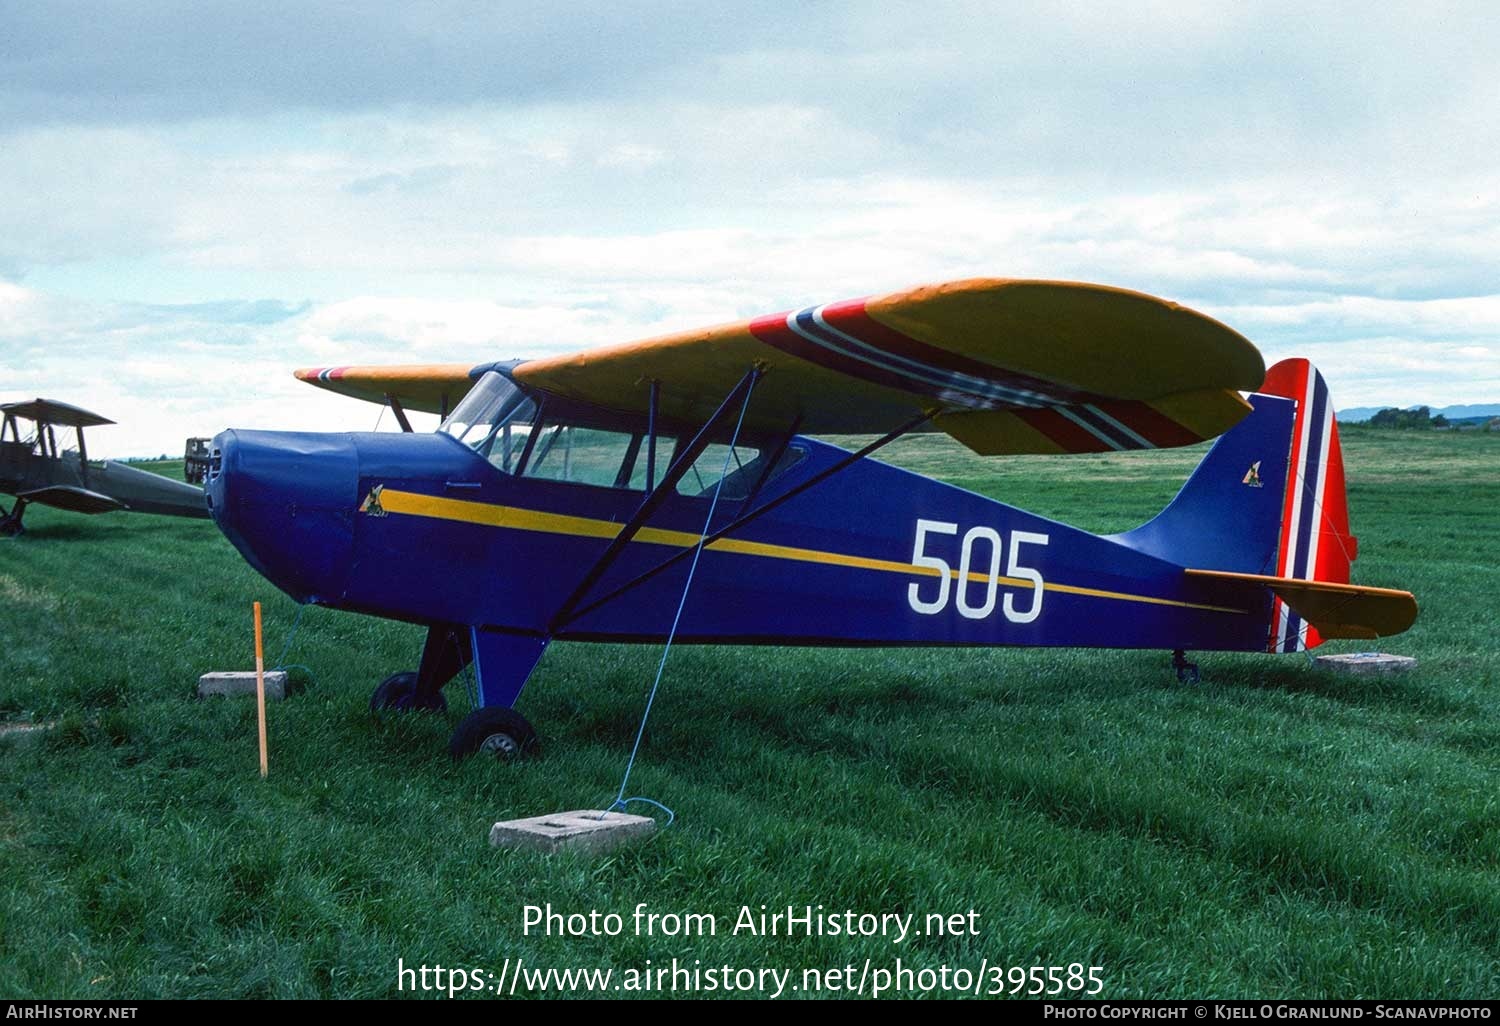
left=439, top=371, right=537, bottom=465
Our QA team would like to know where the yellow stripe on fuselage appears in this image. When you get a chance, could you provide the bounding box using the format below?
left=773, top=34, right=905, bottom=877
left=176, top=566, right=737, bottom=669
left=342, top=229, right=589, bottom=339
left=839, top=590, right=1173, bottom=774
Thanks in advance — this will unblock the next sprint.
left=374, top=488, right=1243, bottom=615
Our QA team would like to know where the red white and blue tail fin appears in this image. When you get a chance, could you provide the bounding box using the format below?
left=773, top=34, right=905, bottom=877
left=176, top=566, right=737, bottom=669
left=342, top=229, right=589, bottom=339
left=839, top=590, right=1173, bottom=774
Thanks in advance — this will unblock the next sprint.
left=1259, top=358, right=1357, bottom=652
left=1117, top=357, right=1413, bottom=650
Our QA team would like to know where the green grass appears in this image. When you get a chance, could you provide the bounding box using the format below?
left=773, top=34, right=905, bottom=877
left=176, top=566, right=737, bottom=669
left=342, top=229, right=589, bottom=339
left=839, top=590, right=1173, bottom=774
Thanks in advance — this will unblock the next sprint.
left=1, top=428, right=1497, bottom=999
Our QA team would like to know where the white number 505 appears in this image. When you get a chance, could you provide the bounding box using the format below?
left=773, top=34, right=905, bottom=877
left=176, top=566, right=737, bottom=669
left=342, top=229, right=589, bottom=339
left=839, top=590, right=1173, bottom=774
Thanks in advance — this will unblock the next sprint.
left=907, top=519, right=1049, bottom=623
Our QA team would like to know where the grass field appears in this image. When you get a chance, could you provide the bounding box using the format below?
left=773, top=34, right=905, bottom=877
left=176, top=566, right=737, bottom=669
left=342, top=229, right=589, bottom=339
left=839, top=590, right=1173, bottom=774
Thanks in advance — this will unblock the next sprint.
left=1, top=428, right=1497, bottom=999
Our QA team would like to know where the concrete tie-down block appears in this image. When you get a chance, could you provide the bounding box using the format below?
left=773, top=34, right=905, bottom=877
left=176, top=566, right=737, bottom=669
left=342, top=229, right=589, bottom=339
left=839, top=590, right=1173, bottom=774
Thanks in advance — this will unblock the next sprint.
left=490, top=809, right=657, bottom=854
left=1314, top=652, right=1417, bottom=676
left=198, top=670, right=288, bottom=700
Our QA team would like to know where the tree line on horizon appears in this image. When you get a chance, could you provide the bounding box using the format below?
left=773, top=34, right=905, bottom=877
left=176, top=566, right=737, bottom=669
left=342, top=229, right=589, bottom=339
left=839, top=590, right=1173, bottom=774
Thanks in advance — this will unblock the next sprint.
left=1354, top=406, right=1499, bottom=430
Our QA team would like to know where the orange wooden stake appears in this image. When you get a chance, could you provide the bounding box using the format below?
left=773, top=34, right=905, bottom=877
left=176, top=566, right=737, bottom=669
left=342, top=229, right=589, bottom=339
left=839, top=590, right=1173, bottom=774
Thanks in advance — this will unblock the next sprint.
left=253, top=601, right=268, bottom=779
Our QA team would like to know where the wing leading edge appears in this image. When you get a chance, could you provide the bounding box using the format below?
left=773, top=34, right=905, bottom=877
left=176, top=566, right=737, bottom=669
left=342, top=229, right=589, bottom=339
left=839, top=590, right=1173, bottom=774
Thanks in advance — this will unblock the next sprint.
left=291, top=364, right=481, bottom=417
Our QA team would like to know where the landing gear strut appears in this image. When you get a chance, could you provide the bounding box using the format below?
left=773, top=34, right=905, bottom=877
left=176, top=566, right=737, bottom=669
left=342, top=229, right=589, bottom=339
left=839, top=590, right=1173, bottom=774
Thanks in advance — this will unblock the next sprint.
left=0, top=499, right=26, bottom=537
left=1171, top=649, right=1200, bottom=685
left=369, top=622, right=550, bottom=760
left=369, top=671, right=447, bottom=712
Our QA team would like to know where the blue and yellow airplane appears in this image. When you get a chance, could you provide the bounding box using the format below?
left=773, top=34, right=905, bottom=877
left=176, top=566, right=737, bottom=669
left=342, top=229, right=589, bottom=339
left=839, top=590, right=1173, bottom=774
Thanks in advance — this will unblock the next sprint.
left=205, top=279, right=1416, bottom=759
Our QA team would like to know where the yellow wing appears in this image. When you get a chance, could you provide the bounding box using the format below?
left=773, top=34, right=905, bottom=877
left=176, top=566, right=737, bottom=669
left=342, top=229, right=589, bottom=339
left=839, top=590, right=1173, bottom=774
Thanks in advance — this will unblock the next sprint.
left=292, top=363, right=479, bottom=416
left=512, top=278, right=1262, bottom=453
left=294, top=279, right=1264, bottom=455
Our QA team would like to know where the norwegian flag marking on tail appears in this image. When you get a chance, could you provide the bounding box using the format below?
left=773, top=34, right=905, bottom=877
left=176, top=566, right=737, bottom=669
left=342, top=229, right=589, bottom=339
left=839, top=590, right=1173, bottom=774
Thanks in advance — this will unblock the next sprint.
left=1260, top=359, right=1354, bottom=653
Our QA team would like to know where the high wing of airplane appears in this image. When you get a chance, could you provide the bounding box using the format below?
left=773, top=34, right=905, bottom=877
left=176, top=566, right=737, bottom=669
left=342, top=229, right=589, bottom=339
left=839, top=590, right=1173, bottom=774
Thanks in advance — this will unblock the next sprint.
left=204, top=278, right=1417, bottom=760
left=0, top=399, right=210, bottom=536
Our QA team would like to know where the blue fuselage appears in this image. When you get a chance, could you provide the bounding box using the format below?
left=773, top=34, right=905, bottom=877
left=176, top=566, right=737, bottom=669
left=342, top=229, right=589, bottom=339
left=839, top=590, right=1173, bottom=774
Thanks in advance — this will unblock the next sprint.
left=206, top=428, right=1269, bottom=653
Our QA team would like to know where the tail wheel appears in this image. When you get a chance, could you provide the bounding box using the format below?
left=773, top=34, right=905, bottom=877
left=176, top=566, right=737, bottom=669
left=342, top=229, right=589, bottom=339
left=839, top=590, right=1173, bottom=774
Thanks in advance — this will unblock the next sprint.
left=450, top=707, right=537, bottom=761
left=1171, top=649, right=1201, bottom=685
left=369, top=671, right=447, bottom=713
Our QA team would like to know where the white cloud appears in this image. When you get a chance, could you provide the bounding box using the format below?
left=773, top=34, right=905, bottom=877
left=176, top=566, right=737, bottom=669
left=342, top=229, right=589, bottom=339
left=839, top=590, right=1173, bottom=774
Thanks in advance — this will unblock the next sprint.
left=1, top=3, right=1497, bottom=453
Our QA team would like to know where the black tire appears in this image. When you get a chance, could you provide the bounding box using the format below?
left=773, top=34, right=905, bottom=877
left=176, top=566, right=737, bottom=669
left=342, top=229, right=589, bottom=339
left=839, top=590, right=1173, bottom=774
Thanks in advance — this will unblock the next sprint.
left=449, top=706, right=537, bottom=761
left=369, top=671, right=447, bottom=713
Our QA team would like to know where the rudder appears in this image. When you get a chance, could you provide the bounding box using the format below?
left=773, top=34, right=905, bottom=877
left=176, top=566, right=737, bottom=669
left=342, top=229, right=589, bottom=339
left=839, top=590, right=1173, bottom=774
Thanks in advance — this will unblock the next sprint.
left=1260, top=358, right=1357, bottom=652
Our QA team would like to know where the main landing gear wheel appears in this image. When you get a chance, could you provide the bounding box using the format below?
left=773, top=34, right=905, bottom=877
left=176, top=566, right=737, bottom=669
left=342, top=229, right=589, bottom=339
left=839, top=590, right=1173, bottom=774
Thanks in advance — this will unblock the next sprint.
left=369, top=671, right=447, bottom=713
left=450, top=707, right=537, bottom=762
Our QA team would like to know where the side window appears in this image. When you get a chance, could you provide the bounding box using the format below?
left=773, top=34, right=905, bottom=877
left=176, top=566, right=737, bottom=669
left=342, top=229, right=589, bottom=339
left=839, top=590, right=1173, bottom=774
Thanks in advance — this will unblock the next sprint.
left=674, top=442, right=808, bottom=500
left=523, top=426, right=638, bottom=488
left=627, top=433, right=677, bottom=491
left=485, top=422, right=535, bottom=474
left=675, top=442, right=763, bottom=500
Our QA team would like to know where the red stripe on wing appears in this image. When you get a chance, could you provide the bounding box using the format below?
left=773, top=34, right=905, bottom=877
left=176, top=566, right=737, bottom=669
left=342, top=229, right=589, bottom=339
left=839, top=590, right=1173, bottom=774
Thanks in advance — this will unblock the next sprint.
left=1091, top=400, right=1204, bottom=449
left=820, top=299, right=1092, bottom=404
left=749, top=312, right=953, bottom=402
left=1015, top=408, right=1114, bottom=453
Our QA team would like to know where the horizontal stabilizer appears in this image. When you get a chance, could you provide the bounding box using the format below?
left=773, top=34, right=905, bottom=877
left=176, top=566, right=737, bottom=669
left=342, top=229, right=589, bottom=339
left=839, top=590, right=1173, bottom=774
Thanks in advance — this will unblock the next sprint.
left=1185, top=569, right=1417, bottom=640
left=17, top=485, right=126, bottom=515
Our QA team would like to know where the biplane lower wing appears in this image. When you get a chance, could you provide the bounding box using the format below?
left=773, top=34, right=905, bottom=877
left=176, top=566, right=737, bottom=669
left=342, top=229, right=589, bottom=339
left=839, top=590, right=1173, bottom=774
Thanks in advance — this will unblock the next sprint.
left=17, top=485, right=126, bottom=515
left=1184, top=569, right=1417, bottom=640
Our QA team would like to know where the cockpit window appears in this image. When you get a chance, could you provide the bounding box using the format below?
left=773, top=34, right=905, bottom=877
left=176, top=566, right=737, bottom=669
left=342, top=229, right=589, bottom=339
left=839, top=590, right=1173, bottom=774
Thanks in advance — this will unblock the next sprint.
left=524, top=426, right=640, bottom=488
left=440, top=371, right=537, bottom=469
left=440, top=370, right=805, bottom=496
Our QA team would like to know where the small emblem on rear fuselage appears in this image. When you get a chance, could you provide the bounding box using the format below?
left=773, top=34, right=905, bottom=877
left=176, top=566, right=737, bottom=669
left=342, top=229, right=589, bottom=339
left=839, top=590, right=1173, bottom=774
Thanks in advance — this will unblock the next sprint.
left=359, top=484, right=387, bottom=516
left=1242, top=461, right=1263, bottom=488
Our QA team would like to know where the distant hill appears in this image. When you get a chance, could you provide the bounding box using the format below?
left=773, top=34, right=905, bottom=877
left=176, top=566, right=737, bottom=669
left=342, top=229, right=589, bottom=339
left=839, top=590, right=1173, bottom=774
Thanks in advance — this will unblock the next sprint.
left=1338, top=403, right=1500, bottom=424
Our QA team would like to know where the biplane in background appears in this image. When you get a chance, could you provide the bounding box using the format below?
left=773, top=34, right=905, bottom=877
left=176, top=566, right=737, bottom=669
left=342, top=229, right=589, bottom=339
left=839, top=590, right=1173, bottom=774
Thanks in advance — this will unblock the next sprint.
left=1, top=399, right=209, bottom=536
left=205, top=279, right=1417, bottom=759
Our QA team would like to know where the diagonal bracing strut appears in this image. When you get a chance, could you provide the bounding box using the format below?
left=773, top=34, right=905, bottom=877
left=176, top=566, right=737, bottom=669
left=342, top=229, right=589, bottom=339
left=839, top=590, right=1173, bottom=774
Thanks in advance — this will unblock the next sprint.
left=554, top=409, right=935, bottom=631
left=547, top=369, right=762, bottom=634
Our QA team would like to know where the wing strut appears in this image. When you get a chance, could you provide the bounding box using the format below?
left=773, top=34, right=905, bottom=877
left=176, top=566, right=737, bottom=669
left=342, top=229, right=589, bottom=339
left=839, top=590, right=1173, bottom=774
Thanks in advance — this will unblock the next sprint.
left=546, top=369, right=761, bottom=633
left=553, top=409, right=935, bottom=631
left=384, top=394, right=414, bottom=433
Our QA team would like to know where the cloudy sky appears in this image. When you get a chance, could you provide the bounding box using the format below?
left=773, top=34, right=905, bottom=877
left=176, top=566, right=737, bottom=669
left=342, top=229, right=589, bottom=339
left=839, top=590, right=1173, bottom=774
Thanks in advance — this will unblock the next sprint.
left=2, top=1, right=1497, bottom=455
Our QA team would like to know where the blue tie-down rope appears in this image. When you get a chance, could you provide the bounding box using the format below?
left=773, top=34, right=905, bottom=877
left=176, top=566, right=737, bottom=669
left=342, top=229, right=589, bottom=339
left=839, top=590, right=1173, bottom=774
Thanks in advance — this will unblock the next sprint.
left=271, top=604, right=315, bottom=686
left=602, top=376, right=757, bottom=829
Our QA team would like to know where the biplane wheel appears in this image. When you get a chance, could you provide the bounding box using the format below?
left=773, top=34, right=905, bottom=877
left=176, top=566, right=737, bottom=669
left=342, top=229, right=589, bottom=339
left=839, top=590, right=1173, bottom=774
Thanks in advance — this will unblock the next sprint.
left=449, top=707, right=537, bottom=762
left=369, top=671, right=447, bottom=713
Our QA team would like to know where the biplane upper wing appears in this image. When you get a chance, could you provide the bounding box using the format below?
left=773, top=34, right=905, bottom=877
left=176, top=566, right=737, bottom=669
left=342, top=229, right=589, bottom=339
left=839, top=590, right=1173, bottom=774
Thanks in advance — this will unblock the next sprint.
left=1186, top=569, right=1418, bottom=640
left=0, top=399, right=114, bottom=428
left=292, top=363, right=480, bottom=417
left=295, top=279, right=1265, bottom=455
